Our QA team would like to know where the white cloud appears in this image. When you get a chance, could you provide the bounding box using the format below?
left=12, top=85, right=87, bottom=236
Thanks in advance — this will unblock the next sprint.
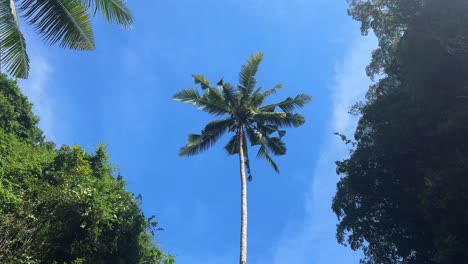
left=19, top=50, right=55, bottom=141
left=266, top=35, right=377, bottom=264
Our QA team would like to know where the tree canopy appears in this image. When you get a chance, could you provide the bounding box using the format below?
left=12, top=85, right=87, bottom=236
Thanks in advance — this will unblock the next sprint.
left=0, top=73, right=174, bottom=263
left=333, top=0, right=468, bottom=263
left=175, top=52, right=311, bottom=179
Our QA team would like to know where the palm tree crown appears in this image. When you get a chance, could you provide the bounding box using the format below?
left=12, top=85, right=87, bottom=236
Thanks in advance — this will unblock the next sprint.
left=174, top=52, right=311, bottom=179
left=0, top=0, right=132, bottom=78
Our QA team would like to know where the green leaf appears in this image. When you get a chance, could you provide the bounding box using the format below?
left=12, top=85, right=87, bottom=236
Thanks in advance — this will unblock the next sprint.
left=173, top=88, right=201, bottom=104
left=224, top=134, right=239, bottom=155
left=254, top=112, right=306, bottom=128
left=245, top=127, right=262, bottom=146
left=256, top=146, right=279, bottom=173
left=78, top=0, right=133, bottom=28
left=192, top=74, right=210, bottom=90
left=216, top=78, right=223, bottom=87
left=239, top=52, right=263, bottom=97
left=21, top=0, right=95, bottom=50
left=259, top=104, right=276, bottom=112
left=277, top=94, right=312, bottom=112
left=221, top=83, right=237, bottom=108
left=224, top=129, right=248, bottom=157
left=261, top=93, right=312, bottom=113
left=174, top=87, right=230, bottom=116
left=201, top=88, right=230, bottom=115
left=0, top=0, right=29, bottom=78
left=179, top=118, right=233, bottom=156
left=252, top=125, right=286, bottom=155
left=263, top=137, right=286, bottom=155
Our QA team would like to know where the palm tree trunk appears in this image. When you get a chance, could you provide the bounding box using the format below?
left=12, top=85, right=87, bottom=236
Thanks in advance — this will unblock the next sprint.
left=238, top=128, right=248, bottom=264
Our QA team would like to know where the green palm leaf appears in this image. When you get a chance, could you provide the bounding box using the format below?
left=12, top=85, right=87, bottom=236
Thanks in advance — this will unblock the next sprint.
left=263, top=137, right=286, bottom=155
left=258, top=104, right=275, bottom=112
left=238, top=52, right=263, bottom=98
left=224, top=134, right=239, bottom=155
left=221, top=82, right=237, bottom=108
left=174, top=88, right=230, bottom=116
left=250, top=84, right=283, bottom=108
left=173, top=88, right=201, bottom=104
left=78, top=0, right=132, bottom=27
left=256, top=146, right=279, bottom=173
left=255, top=123, right=285, bottom=138
left=277, top=94, right=312, bottom=112
left=180, top=118, right=233, bottom=156
left=224, top=129, right=249, bottom=155
left=0, top=0, right=29, bottom=78
left=21, top=0, right=95, bottom=50
left=193, top=74, right=210, bottom=90
left=199, top=92, right=229, bottom=115
left=261, top=94, right=312, bottom=113
left=251, top=125, right=286, bottom=155
left=245, top=126, right=262, bottom=146
left=253, top=112, right=305, bottom=128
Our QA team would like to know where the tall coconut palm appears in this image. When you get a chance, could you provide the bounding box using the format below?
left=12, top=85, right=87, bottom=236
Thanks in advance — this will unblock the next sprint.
left=0, top=0, right=132, bottom=79
left=174, top=52, right=311, bottom=264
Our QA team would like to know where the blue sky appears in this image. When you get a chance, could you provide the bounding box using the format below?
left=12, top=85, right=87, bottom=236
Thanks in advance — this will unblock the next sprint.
left=19, top=0, right=376, bottom=263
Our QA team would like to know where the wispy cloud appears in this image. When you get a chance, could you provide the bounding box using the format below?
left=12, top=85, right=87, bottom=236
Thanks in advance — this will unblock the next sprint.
left=19, top=50, right=55, bottom=141
left=265, top=35, right=376, bottom=264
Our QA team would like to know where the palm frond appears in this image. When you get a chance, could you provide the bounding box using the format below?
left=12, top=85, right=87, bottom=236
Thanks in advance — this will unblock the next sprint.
left=173, top=88, right=200, bottom=104
left=256, top=123, right=285, bottom=138
left=257, top=84, right=283, bottom=97
left=260, top=93, right=312, bottom=113
left=221, top=82, right=237, bottom=109
left=257, top=124, right=277, bottom=135
left=258, top=104, right=275, bottom=112
left=21, top=0, right=95, bottom=50
left=252, top=125, right=286, bottom=155
left=278, top=130, right=286, bottom=137
left=253, top=112, right=305, bottom=128
left=216, top=78, right=223, bottom=87
left=245, top=126, right=262, bottom=146
left=179, top=118, right=233, bottom=156
left=179, top=134, right=203, bottom=157
left=224, top=134, right=239, bottom=155
left=202, top=87, right=229, bottom=115
left=78, top=0, right=132, bottom=27
left=204, top=118, right=234, bottom=134
left=250, top=84, right=283, bottom=109
left=276, top=94, right=312, bottom=112
left=224, top=129, right=248, bottom=156
left=263, top=137, right=286, bottom=155
left=256, top=146, right=279, bottom=173
left=261, top=84, right=281, bottom=97
left=192, top=74, right=210, bottom=90
left=0, top=0, right=29, bottom=78
left=174, top=88, right=230, bottom=116
left=238, top=52, right=263, bottom=98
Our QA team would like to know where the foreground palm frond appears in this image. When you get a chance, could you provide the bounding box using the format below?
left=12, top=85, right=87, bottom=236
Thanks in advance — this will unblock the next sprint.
left=0, top=0, right=133, bottom=78
left=0, top=0, right=29, bottom=78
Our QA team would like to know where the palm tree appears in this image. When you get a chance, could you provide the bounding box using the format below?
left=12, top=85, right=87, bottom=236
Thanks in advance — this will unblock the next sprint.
left=0, top=0, right=132, bottom=79
left=174, top=52, right=311, bottom=264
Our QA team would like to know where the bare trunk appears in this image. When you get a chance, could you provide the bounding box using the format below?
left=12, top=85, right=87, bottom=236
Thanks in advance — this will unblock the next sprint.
left=238, top=128, right=248, bottom=264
